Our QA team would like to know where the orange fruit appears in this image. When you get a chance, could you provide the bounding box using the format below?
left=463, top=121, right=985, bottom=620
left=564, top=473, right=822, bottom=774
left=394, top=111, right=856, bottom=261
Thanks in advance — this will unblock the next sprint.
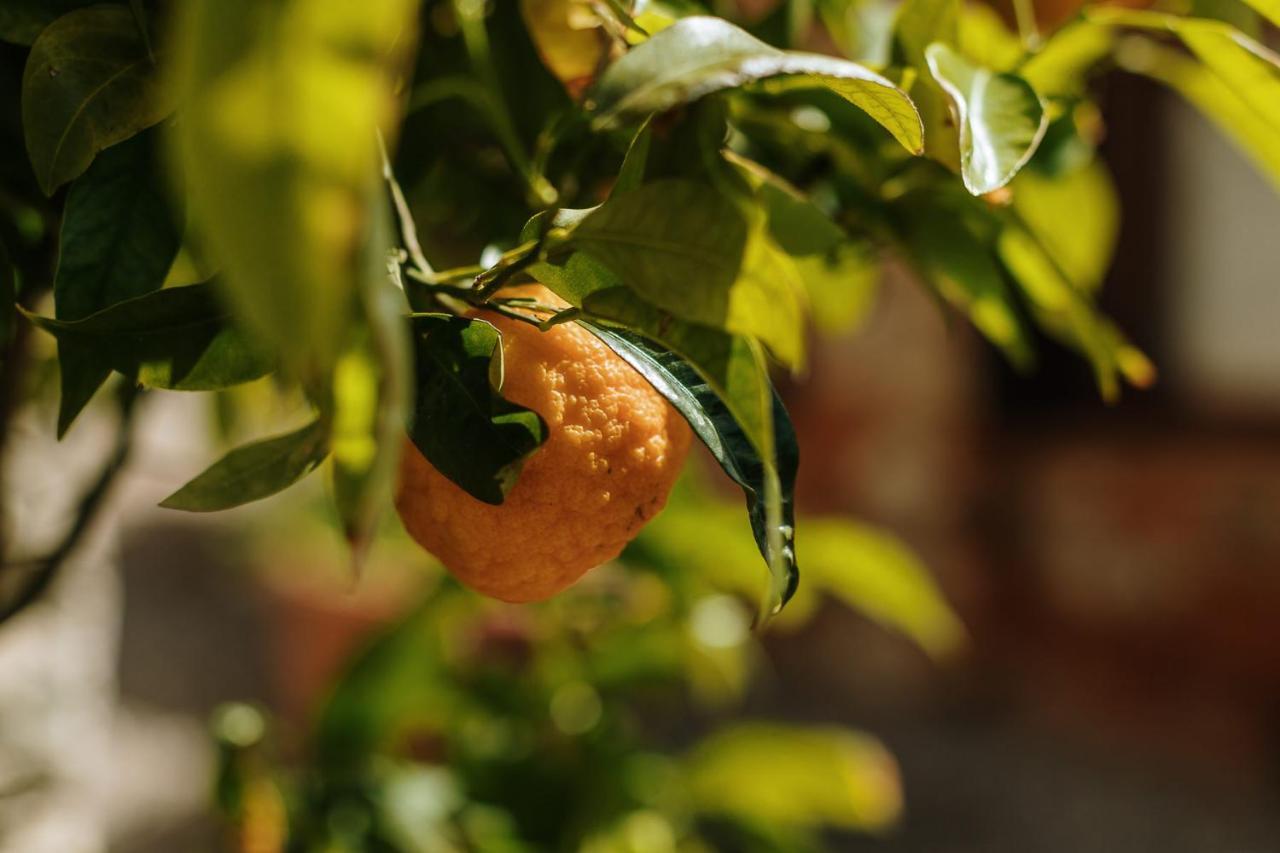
left=396, top=287, right=692, bottom=602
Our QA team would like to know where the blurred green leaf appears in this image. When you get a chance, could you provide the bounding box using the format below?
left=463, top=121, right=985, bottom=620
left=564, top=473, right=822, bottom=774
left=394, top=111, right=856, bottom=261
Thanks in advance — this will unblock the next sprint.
left=1011, top=159, right=1118, bottom=293
left=925, top=42, right=1047, bottom=195
left=520, top=0, right=607, bottom=90
left=171, top=0, right=417, bottom=386
left=743, top=166, right=880, bottom=335
left=52, top=127, right=181, bottom=436
left=892, top=0, right=961, bottom=168
left=1020, top=21, right=1115, bottom=97
left=957, top=2, right=1021, bottom=72
left=998, top=225, right=1154, bottom=399
left=588, top=16, right=922, bottom=154
left=1097, top=8, right=1280, bottom=188
left=684, top=724, right=902, bottom=833
left=1127, top=38, right=1280, bottom=188
left=330, top=190, right=411, bottom=562
left=160, top=418, right=328, bottom=511
left=406, top=314, right=547, bottom=506
left=789, top=518, right=965, bottom=658
left=563, top=179, right=807, bottom=369
left=1238, top=0, right=1280, bottom=27
left=894, top=191, right=1034, bottom=367
left=21, top=4, right=172, bottom=195
left=24, top=282, right=275, bottom=392
left=586, top=325, right=799, bottom=614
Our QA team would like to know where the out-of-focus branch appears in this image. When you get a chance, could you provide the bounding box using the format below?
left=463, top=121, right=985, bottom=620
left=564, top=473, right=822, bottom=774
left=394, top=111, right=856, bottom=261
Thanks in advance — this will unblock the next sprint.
left=0, top=385, right=139, bottom=627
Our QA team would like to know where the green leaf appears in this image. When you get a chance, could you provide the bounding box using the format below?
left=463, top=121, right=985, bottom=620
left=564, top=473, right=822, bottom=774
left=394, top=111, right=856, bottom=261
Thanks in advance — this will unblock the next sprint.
left=329, top=196, right=411, bottom=562
left=21, top=5, right=171, bottom=196
left=742, top=163, right=880, bottom=335
left=1020, top=21, right=1115, bottom=97
left=52, top=127, right=181, bottom=435
left=684, top=723, right=902, bottom=832
left=894, top=191, right=1033, bottom=367
left=563, top=179, right=807, bottom=369
left=997, top=225, right=1154, bottom=400
left=924, top=42, right=1048, bottom=195
left=160, top=419, right=329, bottom=512
left=1125, top=38, right=1280, bottom=188
left=1094, top=8, right=1280, bottom=187
left=406, top=314, right=547, bottom=506
left=585, top=324, right=799, bottom=614
left=588, top=16, right=923, bottom=154
left=787, top=519, right=965, bottom=657
left=0, top=0, right=94, bottom=45
left=171, top=0, right=418, bottom=386
left=23, top=282, right=275, bottom=391
left=1011, top=159, right=1118, bottom=293
left=894, top=0, right=959, bottom=68
left=1240, top=0, right=1280, bottom=27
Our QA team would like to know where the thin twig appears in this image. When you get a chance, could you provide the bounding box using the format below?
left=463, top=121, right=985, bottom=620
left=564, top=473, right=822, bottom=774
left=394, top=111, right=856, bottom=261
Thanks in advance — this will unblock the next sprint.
left=0, top=386, right=138, bottom=627
left=377, top=131, right=434, bottom=278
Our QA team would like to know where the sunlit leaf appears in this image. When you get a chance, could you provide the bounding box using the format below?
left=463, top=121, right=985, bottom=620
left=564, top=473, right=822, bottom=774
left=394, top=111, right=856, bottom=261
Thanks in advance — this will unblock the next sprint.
left=1020, top=20, right=1115, bottom=97
left=998, top=225, right=1154, bottom=399
left=170, top=0, right=417, bottom=386
left=563, top=179, right=807, bottom=369
left=586, top=325, right=799, bottom=614
left=588, top=16, right=923, bottom=154
left=406, top=314, right=547, bottom=506
left=1093, top=8, right=1280, bottom=187
left=925, top=42, right=1048, bottom=195
left=790, top=518, right=965, bottom=658
left=1239, top=0, right=1280, bottom=27
left=1011, top=159, right=1118, bottom=293
left=23, top=282, right=275, bottom=392
left=1124, top=38, right=1280, bottom=188
left=329, top=189, right=410, bottom=562
left=685, top=724, right=902, bottom=833
left=892, top=0, right=961, bottom=167
left=21, top=5, right=171, bottom=195
left=742, top=164, right=880, bottom=335
left=958, top=2, right=1021, bottom=72
left=160, top=419, right=328, bottom=511
left=520, top=0, right=607, bottom=93
left=52, top=127, right=181, bottom=436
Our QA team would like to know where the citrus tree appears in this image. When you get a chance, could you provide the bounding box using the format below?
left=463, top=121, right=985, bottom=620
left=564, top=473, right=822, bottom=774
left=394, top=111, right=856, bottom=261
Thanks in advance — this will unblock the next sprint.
left=3, top=0, right=1279, bottom=847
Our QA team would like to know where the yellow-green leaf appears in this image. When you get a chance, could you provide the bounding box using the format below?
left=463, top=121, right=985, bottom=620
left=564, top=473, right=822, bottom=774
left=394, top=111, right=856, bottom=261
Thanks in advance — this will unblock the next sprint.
left=170, top=0, right=417, bottom=387
left=925, top=42, right=1048, bottom=194
left=685, top=724, right=902, bottom=833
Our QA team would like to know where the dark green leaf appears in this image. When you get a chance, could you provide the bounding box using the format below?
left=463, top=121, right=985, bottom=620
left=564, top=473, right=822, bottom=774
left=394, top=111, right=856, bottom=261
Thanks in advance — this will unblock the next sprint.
left=406, top=314, right=547, bottom=506
left=160, top=419, right=329, bottom=512
left=588, top=16, right=922, bottom=154
left=23, top=282, right=275, bottom=391
left=21, top=5, right=171, bottom=195
left=924, top=42, right=1047, bottom=194
left=53, top=127, right=181, bottom=435
left=585, top=323, right=799, bottom=614
left=0, top=0, right=94, bottom=45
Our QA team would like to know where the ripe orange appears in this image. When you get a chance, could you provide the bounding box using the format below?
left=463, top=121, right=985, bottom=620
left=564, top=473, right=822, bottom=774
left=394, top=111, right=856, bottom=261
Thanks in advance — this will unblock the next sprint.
left=396, top=287, right=692, bottom=602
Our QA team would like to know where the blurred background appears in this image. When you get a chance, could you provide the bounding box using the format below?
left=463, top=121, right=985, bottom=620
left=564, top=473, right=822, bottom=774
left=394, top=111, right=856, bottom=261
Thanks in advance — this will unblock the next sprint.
left=3, top=15, right=1280, bottom=853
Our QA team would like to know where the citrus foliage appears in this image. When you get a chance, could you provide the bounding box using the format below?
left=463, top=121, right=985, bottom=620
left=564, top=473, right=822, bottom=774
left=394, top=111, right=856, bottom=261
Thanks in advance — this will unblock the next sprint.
left=5, top=0, right=1279, bottom=614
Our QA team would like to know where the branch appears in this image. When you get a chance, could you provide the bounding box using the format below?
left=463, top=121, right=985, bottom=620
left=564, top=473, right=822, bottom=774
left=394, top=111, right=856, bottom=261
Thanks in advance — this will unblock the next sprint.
left=0, top=385, right=139, bottom=627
